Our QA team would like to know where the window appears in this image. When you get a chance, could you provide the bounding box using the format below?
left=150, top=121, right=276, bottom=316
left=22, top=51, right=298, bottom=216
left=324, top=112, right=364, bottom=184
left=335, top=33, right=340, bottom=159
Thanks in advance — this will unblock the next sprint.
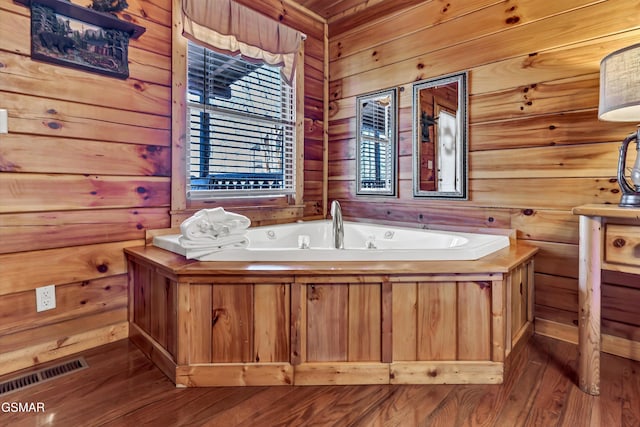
left=186, top=40, right=296, bottom=199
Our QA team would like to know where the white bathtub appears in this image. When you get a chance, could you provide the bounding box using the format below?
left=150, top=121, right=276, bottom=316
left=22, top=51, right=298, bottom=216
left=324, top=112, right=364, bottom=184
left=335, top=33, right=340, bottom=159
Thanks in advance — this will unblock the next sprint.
left=153, top=220, right=510, bottom=261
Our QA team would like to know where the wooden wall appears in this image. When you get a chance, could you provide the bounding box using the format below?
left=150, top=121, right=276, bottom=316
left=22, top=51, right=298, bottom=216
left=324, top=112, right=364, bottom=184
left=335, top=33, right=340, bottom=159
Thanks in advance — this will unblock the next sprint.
left=327, top=0, right=640, bottom=350
left=0, top=0, right=172, bottom=375
left=0, top=0, right=325, bottom=375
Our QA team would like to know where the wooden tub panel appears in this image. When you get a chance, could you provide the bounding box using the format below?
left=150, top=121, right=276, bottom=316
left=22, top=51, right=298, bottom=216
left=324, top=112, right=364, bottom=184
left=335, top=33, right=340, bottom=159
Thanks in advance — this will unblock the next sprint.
left=510, top=263, right=529, bottom=341
left=211, top=284, right=253, bottom=363
left=304, top=282, right=383, bottom=363
left=393, top=281, right=490, bottom=362
left=417, top=281, right=457, bottom=361
left=188, top=284, right=212, bottom=363
left=392, top=283, right=418, bottom=361
left=132, top=262, right=151, bottom=334
left=149, top=272, right=169, bottom=351
left=457, top=281, right=492, bottom=361
left=348, top=283, right=381, bottom=361
left=131, top=261, right=178, bottom=360
left=306, top=284, right=349, bottom=362
left=253, top=284, right=290, bottom=363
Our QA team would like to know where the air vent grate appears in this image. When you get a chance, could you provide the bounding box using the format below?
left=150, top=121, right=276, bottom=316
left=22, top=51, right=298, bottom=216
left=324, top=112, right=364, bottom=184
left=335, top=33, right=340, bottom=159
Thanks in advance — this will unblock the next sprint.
left=0, top=357, right=88, bottom=397
left=40, top=358, right=86, bottom=380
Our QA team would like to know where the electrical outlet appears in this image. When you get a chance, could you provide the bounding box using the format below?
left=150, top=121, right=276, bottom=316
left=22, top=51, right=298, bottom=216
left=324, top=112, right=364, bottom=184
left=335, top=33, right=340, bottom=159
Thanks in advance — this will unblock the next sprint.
left=36, top=285, right=56, bottom=312
left=0, top=109, right=7, bottom=134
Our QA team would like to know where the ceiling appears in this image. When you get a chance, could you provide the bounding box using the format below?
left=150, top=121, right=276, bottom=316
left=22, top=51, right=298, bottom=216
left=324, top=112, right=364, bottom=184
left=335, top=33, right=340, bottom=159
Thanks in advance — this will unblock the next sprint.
left=290, top=0, right=386, bottom=21
left=289, top=0, right=426, bottom=26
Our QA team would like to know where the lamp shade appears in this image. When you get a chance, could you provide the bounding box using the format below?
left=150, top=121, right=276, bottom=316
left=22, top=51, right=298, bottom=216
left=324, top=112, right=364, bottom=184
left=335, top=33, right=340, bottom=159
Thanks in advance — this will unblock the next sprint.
left=599, top=43, right=640, bottom=122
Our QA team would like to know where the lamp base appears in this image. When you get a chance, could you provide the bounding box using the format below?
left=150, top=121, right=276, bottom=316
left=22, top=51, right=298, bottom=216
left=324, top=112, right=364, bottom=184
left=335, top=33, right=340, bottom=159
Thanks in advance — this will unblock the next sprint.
left=619, top=193, right=640, bottom=207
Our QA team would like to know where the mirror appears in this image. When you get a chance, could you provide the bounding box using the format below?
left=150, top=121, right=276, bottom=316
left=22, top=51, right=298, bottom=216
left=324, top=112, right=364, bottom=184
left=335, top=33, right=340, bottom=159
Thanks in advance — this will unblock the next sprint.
left=412, top=71, right=468, bottom=199
left=356, top=88, right=398, bottom=196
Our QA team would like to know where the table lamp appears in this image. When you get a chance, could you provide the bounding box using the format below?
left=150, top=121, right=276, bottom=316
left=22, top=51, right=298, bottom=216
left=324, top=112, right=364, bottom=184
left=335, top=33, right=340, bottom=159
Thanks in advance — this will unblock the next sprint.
left=599, top=43, right=640, bottom=207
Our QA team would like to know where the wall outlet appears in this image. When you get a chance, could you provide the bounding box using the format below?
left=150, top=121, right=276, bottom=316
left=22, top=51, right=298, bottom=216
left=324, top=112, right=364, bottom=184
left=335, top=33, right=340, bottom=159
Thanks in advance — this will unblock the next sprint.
left=0, top=109, right=7, bottom=134
left=36, top=285, right=56, bottom=312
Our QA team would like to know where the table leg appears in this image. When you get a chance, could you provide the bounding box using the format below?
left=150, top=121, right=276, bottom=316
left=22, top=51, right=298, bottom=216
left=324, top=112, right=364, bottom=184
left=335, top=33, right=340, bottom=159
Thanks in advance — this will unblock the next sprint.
left=577, top=215, right=601, bottom=395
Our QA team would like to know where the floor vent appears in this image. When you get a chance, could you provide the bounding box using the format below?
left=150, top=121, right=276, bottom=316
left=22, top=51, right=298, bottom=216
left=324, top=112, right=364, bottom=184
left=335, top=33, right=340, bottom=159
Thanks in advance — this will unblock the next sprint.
left=0, top=357, right=88, bottom=397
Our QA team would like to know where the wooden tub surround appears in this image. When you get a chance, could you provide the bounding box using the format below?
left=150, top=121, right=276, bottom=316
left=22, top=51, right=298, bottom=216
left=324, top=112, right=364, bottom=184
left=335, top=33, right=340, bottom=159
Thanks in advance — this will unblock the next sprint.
left=125, top=239, right=537, bottom=387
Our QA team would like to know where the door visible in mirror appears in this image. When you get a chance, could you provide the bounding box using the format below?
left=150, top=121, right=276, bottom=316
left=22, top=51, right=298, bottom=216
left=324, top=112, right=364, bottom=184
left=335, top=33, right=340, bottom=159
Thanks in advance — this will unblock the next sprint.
left=356, top=88, right=398, bottom=197
left=413, top=72, right=468, bottom=199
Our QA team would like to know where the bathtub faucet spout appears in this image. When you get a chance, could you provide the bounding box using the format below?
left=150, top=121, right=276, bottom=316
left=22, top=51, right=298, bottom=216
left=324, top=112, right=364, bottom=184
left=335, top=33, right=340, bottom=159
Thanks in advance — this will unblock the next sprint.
left=330, top=200, right=344, bottom=249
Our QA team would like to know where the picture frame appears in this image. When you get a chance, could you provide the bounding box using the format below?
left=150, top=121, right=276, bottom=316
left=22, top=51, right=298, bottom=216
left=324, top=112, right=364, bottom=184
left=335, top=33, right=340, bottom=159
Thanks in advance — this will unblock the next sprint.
left=15, top=0, right=145, bottom=79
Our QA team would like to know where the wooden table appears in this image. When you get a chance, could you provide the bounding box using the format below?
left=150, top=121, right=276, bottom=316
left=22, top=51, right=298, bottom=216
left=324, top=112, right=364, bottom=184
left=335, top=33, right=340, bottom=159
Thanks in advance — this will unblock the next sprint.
left=572, top=204, right=640, bottom=395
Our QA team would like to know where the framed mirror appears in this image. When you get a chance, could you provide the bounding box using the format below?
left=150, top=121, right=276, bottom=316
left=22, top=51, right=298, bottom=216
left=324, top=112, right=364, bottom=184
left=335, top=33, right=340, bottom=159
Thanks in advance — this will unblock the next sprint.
left=356, top=87, right=398, bottom=196
left=412, top=71, right=468, bottom=199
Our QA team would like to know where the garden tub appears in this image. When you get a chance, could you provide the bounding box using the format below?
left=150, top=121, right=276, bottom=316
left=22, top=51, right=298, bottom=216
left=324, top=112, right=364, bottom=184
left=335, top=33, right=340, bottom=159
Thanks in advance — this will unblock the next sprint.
left=152, top=220, right=510, bottom=261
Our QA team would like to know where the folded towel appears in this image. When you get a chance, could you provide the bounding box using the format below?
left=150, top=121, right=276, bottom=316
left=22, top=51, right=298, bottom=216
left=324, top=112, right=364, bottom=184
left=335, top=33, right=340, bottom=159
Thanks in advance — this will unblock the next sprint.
left=179, top=207, right=251, bottom=242
left=178, top=234, right=249, bottom=249
left=182, top=238, right=250, bottom=259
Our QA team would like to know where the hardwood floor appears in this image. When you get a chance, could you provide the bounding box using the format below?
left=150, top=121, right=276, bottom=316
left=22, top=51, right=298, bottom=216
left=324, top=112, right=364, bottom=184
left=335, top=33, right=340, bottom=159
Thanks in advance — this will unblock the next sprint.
left=1, top=334, right=638, bottom=426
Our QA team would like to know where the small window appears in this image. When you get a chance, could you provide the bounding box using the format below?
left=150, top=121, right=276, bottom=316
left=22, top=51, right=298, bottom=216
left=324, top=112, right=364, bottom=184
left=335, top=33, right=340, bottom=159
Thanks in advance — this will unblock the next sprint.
left=186, top=41, right=296, bottom=199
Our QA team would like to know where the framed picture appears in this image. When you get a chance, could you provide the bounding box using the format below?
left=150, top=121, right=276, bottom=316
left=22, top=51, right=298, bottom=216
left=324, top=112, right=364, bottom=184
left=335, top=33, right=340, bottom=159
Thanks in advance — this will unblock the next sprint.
left=16, top=0, right=145, bottom=79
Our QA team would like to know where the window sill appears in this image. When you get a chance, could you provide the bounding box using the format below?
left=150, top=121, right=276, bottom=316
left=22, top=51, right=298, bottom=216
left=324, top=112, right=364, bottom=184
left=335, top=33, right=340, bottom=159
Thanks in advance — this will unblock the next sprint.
left=172, top=199, right=304, bottom=227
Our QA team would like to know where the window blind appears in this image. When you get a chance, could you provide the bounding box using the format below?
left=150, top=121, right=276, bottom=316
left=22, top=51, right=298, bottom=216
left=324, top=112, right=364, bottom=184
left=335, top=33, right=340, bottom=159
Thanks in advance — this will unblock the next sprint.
left=186, top=41, right=296, bottom=198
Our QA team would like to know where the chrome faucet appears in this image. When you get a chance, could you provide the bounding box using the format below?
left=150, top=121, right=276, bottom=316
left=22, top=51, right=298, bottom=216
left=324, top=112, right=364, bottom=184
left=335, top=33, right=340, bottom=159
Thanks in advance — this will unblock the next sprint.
left=330, top=200, right=344, bottom=249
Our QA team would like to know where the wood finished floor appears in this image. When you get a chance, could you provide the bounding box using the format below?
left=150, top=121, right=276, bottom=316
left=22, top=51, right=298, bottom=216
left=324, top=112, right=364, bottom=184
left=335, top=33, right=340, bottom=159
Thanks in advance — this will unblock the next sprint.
left=1, top=335, right=638, bottom=427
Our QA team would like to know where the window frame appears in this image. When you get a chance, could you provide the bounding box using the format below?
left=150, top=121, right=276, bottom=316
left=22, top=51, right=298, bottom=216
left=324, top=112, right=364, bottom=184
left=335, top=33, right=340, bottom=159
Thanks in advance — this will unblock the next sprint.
left=355, top=87, right=398, bottom=197
left=185, top=41, right=297, bottom=199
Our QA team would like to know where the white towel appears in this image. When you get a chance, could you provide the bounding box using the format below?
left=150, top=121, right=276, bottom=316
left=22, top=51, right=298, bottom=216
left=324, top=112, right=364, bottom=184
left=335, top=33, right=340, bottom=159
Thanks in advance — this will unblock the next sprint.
left=181, top=238, right=250, bottom=259
left=179, top=207, right=251, bottom=242
left=178, top=234, right=249, bottom=249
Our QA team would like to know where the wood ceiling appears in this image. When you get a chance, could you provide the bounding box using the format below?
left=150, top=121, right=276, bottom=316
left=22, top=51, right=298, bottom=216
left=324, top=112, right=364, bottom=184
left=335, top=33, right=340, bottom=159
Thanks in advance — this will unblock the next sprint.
left=291, top=0, right=388, bottom=20
left=288, top=0, right=427, bottom=33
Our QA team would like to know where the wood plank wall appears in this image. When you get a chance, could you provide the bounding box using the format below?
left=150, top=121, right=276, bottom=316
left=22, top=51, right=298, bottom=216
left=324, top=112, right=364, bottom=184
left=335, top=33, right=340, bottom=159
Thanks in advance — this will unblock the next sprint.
left=0, top=0, right=172, bottom=375
left=326, top=0, right=640, bottom=346
left=0, top=0, right=325, bottom=374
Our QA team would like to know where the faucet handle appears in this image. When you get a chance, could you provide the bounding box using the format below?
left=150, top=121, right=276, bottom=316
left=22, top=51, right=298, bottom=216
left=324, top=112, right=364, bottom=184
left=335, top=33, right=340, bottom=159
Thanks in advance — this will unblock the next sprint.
left=365, top=235, right=377, bottom=249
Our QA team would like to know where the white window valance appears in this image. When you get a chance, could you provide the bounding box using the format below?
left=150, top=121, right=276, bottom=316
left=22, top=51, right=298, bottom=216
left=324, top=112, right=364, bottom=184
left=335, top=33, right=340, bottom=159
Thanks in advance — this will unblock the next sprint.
left=181, top=0, right=303, bottom=85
